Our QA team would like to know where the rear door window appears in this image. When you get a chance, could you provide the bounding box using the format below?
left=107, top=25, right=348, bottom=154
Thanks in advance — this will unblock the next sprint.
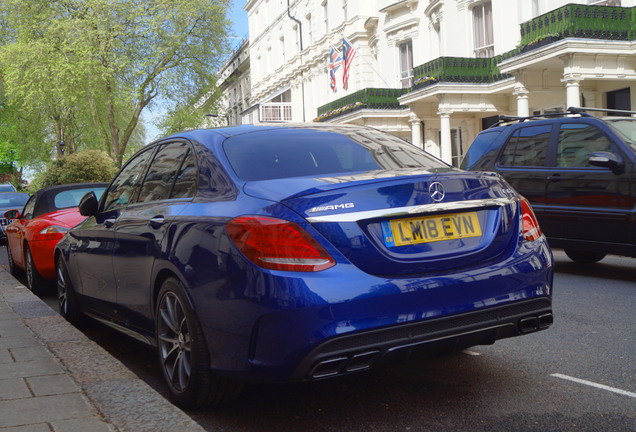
left=138, top=143, right=193, bottom=203
left=498, top=125, right=551, bottom=167
left=102, top=148, right=155, bottom=211
left=556, top=123, right=614, bottom=168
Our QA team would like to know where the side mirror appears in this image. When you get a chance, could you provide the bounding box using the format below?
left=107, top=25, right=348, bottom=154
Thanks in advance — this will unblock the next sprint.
left=78, top=191, right=99, bottom=216
left=588, top=151, right=624, bottom=174
left=3, top=210, right=19, bottom=219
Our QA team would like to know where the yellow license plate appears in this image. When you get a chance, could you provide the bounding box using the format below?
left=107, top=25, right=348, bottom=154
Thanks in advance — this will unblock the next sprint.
left=382, top=212, right=482, bottom=247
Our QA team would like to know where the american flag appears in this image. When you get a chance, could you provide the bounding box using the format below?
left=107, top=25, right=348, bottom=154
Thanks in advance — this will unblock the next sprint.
left=342, top=37, right=356, bottom=90
left=329, top=46, right=342, bottom=92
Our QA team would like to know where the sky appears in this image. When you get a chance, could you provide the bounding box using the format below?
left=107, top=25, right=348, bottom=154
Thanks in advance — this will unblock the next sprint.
left=230, top=1, right=249, bottom=43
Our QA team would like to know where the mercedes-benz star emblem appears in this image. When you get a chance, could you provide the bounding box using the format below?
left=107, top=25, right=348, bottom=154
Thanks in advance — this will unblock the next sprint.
left=429, top=182, right=445, bottom=202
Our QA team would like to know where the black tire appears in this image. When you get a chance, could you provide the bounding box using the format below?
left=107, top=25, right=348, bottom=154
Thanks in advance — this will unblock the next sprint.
left=564, top=249, right=606, bottom=264
left=6, top=243, right=21, bottom=277
left=25, top=245, right=47, bottom=295
left=156, top=278, right=243, bottom=408
left=56, top=255, right=84, bottom=326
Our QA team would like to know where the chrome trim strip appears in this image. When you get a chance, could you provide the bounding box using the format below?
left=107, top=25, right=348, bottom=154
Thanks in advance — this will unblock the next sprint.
left=84, top=312, right=152, bottom=345
left=306, top=197, right=516, bottom=223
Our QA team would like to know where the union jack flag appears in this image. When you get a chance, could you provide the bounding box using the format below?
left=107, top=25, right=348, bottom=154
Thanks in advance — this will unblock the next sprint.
left=342, top=37, right=356, bottom=90
left=329, top=46, right=342, bottom=92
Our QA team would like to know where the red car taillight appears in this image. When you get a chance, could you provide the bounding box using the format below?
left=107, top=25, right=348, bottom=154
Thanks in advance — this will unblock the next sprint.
left=226, top=216, right=336, bottom=272
left=520, top=197, right=542, bottom=242
left=37, top=225, right=70, bottom=241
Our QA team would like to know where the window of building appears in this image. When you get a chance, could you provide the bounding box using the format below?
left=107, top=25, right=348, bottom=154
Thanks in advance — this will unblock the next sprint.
left=451, top=128, right=464, bottom=167
left=399, top=40, right=413, bottom=88
left=260, top=89, right=292, bottom=122
left=473, top=1, right=493, bottom=58
left=587, top=0, right=621, bottom=5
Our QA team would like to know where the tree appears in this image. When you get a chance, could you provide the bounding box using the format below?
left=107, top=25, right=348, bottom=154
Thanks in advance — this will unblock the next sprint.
left=0, top=0, right=231, bottom=166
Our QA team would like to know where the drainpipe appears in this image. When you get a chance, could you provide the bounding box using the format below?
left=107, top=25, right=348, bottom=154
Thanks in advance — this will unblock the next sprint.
left=287, top=0, right=306, bottom=122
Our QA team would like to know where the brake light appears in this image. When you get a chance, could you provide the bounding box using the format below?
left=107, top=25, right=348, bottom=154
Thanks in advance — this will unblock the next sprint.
left=226, top=216, right=336, bottom=272
left=520, top=197, right=542, bottom=242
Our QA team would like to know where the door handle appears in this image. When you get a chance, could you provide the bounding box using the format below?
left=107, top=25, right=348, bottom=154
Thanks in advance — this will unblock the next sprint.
left=547, top=174, right=561, bottom=182
left=104, top=218, right=116, bottom=228
left=149, top=216, right=165, bottom=228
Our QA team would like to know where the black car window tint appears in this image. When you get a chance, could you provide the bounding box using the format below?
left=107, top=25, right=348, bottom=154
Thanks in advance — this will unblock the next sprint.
left=138, top=143, right=188, bottom=203
left=499, top=125, right=550, bottom=167
left=557, top=123, right=614, bottom=168
left=22, top=195, right=36, bottom=220
left=170, top=148, right=197, bottom=199
left=103, top=148, right=155, bottom=211
left=224, top=129, right=443, bottom=182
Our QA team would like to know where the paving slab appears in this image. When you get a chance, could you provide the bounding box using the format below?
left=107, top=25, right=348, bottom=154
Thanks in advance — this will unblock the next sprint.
left=0, top=269, right=205, bottom=432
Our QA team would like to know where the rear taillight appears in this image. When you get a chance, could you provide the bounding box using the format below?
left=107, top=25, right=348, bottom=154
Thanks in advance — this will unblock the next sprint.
left=520, top=197, right=542, bottom=242
left=226, top=216, right=335, bottom=272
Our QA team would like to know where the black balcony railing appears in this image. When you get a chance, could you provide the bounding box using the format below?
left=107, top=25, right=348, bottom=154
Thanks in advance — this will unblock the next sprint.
left=520, top=4, right=633, bottom=47
left=314, top=4, right=635, bottom=122
left=315, top=88, right=409, bottom=121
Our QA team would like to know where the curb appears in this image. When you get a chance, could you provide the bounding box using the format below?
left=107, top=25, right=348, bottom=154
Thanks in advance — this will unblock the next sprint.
left=0, top=270, right=205, bottom=432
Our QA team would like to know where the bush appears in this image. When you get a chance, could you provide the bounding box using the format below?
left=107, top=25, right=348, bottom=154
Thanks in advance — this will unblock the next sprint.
left=40, top=150, right=118, bottom=188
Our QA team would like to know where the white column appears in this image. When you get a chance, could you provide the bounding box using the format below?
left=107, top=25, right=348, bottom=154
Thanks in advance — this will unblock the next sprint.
left=562, top=77, right=582, bottom=109
left=409, top=113, right=423, bottom=149
left=439, top=112, right=452, bottom=164
left=513, top=84, right=530, bottom=117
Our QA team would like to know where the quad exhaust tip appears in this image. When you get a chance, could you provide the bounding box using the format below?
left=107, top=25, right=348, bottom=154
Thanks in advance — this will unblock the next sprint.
left=519, top=313, right=553, bottom=334
left=309, top=350, right=381, bottom=379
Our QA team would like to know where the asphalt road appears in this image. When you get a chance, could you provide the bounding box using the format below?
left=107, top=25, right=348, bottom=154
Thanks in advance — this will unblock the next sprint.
left=2, top=248, right=634, bottom=431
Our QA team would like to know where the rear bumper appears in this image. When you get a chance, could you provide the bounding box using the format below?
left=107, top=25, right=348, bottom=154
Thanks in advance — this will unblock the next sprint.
left=291, top=297, right=552, bottom=381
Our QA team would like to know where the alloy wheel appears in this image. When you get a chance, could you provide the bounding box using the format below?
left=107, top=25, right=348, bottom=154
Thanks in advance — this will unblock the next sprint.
left=158, top=291, right=192, bottom=393
left=56, top=263, right=67, bottom=316
left=25, top=250, right=34, bottom=291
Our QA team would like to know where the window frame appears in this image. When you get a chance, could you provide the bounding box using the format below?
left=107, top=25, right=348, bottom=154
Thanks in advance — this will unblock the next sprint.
left=472, top=1, right=494, bottom=58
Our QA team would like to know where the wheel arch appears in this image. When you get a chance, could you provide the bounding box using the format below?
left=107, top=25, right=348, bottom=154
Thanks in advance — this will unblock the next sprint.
left=152, top=268, right=197, bottom=317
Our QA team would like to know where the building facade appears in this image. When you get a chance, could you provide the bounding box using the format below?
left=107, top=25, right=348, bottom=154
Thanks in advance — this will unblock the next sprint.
left=234, top=0, right=635, bottom=166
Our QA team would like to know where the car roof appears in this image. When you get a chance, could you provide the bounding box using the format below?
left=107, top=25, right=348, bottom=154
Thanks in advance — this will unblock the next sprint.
left=31, top=183, right=109, bottom=218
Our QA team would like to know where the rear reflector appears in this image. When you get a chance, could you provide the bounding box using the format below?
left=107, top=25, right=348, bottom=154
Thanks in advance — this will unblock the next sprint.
left=226, top=216, right=336, bottom=272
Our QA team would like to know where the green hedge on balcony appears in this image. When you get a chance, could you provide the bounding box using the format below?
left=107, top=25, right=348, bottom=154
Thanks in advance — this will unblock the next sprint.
left=315, top=88, right=409, bottom=121
left=520, top=4, right=634, bottom=46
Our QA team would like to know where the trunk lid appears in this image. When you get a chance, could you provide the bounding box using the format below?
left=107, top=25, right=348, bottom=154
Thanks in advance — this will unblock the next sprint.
left=244, top=170, right=521, bottom=276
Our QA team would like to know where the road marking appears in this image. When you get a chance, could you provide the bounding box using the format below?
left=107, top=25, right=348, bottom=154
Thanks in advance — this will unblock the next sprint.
left=462, top=350, right=481, bottom=356
left=551, top=373, right=636, bottom=398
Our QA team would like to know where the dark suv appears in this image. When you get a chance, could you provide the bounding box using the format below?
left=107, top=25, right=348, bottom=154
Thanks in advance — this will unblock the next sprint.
left=461, top=107, right=636, bottom=263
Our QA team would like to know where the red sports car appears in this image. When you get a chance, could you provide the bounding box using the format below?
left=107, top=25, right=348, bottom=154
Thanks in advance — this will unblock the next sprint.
left=5, top=183, right=108, bottom=294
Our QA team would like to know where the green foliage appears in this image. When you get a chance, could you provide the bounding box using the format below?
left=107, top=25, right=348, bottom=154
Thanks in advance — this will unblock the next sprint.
left=40, top=150, right=118, bottom=188
left=158, top=85, right=225, bottom=136
left=0, top=0, right=231, bottom=167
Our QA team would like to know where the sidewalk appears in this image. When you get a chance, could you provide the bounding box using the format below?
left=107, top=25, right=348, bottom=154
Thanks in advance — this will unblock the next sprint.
left=0, top=270, right=206, bottom=432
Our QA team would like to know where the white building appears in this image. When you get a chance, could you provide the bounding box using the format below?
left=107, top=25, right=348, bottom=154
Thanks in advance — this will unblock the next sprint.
left=234, top=0, right=635, bottom=166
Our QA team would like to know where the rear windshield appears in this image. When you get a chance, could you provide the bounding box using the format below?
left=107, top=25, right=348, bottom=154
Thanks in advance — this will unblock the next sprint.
left=605, top=118, right=636, bottom=152
left=223, top=128, right=445, bottom=181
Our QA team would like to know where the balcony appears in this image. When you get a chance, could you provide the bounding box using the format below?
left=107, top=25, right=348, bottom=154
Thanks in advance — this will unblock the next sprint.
left=314, top=4, right=635, bottom=122
left=315, top=88, right=409, bottom=122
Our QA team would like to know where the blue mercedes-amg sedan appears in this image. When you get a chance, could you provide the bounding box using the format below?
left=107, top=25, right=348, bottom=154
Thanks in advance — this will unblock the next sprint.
left=55, top=124, right=553, bottom=408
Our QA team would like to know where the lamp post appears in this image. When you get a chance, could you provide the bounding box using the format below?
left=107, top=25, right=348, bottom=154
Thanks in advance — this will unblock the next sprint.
left=205, top=113, right=230, bottom=126
left=59, top=140, right=66, bottom=155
